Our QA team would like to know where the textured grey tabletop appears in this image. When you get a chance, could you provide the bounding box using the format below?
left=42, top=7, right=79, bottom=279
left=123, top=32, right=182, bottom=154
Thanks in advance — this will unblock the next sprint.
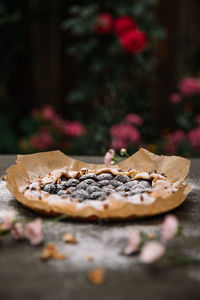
left=0, top=155, right=200, bottom=300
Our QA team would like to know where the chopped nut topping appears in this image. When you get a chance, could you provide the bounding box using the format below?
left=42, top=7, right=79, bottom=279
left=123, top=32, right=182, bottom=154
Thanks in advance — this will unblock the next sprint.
left=66, top=189, right=71, bottom=194
left=103, top=203, right=109, bottom=209
left=87, top=268, right=105, bottom=285
left=39, top=243, right=66, bottom=261
left=1, top=174, right=7, bottom=181
left=62, top=233, right=77, bottom=244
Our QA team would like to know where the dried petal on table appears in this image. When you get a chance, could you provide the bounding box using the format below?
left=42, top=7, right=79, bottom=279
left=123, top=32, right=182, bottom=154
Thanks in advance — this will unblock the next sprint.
left=40, top=243, right=67, bottom=261
left=62, top=233, right=77, bottom=244
left=87, top=268, right=105, bottom=285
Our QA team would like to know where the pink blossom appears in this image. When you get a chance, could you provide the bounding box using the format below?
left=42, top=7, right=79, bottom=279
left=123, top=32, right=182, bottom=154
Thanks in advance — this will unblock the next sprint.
left=164, top=130, right=186, bottom=154
left=161, top=215, right=179, bottom=242
left=179, top=77, right=200, bottom=96
left=140, top=241, right=165, bottom=263
left=125, top=113, right=143, bottom=126
left=169, top=93, right=181, bottom=104
left=30, top=127, right=54, bottom=151
left=188, top=127, right=200, bottom=150
left=104, top=149, right=115, bottom=165
left=63, top=121, right=85, bottom=137
left=124, top=229, right=141, bottom=255
left=25, top=218, right=43, bottom=246
left=42, top=105, right=56, bottom=121
left=0, top=211, right=15, bottom=231
left=168, top=130, right=185, bottom=145
left=12, top=223, right=24, bottom=240
left=110, top=123, right=141, bottom=150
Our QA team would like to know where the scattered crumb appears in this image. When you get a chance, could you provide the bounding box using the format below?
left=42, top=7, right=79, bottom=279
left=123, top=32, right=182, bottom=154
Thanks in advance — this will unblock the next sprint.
left=40, top=243, right=67, bottom=261
left=103, top=203, right=109, bottom=209
left=62, top=233, right=77, bottom=244
left=148, top=233, right=155, bottom=240
left=1, top=175, right=7, bottom=181
left=87, top=268, right=105, bottom=285
left=85, top=255, right=94, bottom=262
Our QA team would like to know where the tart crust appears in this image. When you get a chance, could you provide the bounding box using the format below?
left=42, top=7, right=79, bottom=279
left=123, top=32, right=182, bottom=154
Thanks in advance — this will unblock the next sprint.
left=6, top=149, right=191, bottom=220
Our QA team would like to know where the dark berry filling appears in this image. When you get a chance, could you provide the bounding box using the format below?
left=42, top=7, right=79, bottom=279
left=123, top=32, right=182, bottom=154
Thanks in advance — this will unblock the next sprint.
left=42, top=172, right=152, bottom=202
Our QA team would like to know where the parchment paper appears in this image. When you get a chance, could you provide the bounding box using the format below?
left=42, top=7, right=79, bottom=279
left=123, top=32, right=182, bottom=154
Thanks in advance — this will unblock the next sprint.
left=5, top=148, right=191, bottom=220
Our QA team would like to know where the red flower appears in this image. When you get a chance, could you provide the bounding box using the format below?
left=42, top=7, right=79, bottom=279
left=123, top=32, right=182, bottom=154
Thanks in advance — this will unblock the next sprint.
left=114, top=16, right=137, bottom=36
left=94, top=13, right=114, bottom=34
left=179, top=77, right=200, bottom=96
left=188, top=127, right=200, bottom=150
left=110, top=123, right=141, bottom=149
left=120, top=29, right=147, bottom=54
left=169, top=93, right=181, bottom=104
left=125, top=113, right=143, bottom=126
left=63, top=121, right=85, bottom=137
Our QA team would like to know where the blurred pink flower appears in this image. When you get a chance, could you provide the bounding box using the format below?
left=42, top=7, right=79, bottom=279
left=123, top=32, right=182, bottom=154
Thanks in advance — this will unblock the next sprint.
left=25, top=218, right=43, bottom=246
left=63, top=121, right=85, bottom=137
left=30, top=127, right=54, bottom=151
left=161, top=215, right=179, bottom=242
left=125, top=113, right=143, bottom=126
left=169, top=93, right=181, bottom=104
left=164, top=130, right=186, bottom=154
left=12, top=222, right=24, bottom=240
left=179, top=77, right=200, bottom=96
left=188, top=127, right=200, bottom=150
left=140, top=241, right=165, bottom=263
left=168, top=130, right=185, bottom=144
left=110, top=123, right=141, bottom=150
left=0, top=211, right=15, bottom=231
left=124, top=229, right=141, bottom=255
left=42, top=105, right=56, bottom=121
left=104, top=149, right=115, bottom=165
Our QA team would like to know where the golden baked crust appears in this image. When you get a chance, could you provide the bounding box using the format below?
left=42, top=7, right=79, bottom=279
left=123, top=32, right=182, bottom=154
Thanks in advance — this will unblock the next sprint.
left=6, top=149, right=191, bottom=220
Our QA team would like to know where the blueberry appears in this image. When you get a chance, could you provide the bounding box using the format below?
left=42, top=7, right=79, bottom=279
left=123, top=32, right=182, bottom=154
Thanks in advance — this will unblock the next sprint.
left=57, top=190, right=67, bottom=196
left=83, top=179, right=96, bottom=185
left=66, top=179, right=79, bottom=186
left=109, top=180, right=123, bottom=188
left=87, top=186, right=101, bottom=194
left=102, top=187, right=114, bottom=195
left=97, top=173, right=114, bottom=181
left=72, top=189, right=89, bottom=200
left=115, top=175, right=131, bottom=183
left=76, top=182, right=89, bottom=190
left=125, top=180, right=139, bottom=189
left=43, top=183, right=57, bottom=194
left=79, top=173, right=97, bottom=181
left=67, top=186, right=76, bottom=193
left=138, top=180, right=151, bottom=189
left=115, top=185, right=127, bottom=192
left=90, top=192, right=107, bottom=201
left=97, top=180, right=110, bottom=187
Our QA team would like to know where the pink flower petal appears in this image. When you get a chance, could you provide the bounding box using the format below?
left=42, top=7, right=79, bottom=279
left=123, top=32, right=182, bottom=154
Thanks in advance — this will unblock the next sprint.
left=25, top=218, right=43, bottom=246
left=0, top=211, right=15, bottom=231
left=161, top=214, right=179, bottom=242
left=104, top=149, right=115, bottom=165
left=124, top=229, right=141, bottom=255
left=140, top=241, right=165, bottom=263
left=12, top=222, right=24, bottom=240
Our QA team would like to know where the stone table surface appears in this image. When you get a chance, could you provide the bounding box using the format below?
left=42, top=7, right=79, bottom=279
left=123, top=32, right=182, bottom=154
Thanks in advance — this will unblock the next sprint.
left=0, top=155, right=200, bottom=300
